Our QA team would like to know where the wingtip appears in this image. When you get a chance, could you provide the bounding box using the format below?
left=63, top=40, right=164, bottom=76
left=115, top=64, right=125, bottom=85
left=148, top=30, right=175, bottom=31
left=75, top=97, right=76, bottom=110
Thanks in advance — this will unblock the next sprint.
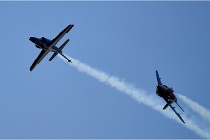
left=68, top=24, right=74, bottom=28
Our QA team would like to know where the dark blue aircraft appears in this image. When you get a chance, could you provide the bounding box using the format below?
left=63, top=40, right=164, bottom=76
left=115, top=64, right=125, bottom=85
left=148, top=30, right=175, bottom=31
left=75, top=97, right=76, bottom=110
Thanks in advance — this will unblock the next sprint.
left=156, top=70, right=185, bottom=124
left=29, top=24, right=74, bottom=71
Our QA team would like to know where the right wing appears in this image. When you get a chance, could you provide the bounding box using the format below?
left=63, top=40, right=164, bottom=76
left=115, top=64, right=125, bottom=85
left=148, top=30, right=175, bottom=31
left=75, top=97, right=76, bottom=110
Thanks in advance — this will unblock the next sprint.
left=48, top=24, right=74, bottom=49
left=169, top=103, right=185, bottom=124
left=30, top=49, right=50, bottom=71
left=156, top=70, right=162, bottom=85
left=162, top=97, right=185, bottom=123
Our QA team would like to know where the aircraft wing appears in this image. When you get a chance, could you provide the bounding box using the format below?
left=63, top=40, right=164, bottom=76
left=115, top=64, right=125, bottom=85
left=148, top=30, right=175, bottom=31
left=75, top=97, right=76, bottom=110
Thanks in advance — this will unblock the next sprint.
left=162, top=97, right=185, bottom=123
left=156, top=70, right=162, bottom=85
left=48, top=24, right=74, bottom=48
left=169, top=102, right=185, bottom=124
left=30, top=49, right=50, bottom=71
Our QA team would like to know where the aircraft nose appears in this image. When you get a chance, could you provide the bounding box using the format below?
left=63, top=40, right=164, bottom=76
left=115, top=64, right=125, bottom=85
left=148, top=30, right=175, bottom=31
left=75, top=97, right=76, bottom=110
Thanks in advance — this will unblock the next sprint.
left=29, top=37, right=36, bottom=43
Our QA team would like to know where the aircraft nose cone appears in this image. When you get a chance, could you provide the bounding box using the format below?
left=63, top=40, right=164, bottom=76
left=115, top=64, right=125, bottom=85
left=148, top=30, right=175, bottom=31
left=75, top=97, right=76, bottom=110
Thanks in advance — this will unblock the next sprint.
left=29, top=37, right=36, bottom=43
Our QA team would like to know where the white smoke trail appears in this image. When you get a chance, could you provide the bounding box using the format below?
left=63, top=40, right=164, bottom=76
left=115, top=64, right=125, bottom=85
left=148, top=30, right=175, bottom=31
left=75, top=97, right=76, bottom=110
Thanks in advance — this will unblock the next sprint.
left=59, top=54, right=210, bottom=139
left=178, top=94, right=210, bottom=122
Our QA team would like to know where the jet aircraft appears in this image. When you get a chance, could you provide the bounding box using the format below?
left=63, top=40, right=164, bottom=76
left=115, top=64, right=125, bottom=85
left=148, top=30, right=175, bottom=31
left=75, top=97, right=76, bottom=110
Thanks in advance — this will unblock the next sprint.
left=156, top=70, right=185, bottom=123
left=29, top=24, right=74, bottom=71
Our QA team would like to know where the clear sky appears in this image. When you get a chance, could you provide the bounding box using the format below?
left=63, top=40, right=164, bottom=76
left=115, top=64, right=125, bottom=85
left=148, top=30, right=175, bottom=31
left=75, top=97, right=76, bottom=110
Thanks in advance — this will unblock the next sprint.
left=0, top=1, right=210, bottom=139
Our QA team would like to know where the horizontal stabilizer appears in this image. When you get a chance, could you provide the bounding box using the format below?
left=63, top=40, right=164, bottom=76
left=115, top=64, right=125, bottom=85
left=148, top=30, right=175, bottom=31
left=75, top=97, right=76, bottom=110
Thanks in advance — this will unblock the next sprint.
left=59, top=39, right=70, bottom=51
left=49, top=52, right=58, bottom=61
left=49, top=39, right=70, bottom=61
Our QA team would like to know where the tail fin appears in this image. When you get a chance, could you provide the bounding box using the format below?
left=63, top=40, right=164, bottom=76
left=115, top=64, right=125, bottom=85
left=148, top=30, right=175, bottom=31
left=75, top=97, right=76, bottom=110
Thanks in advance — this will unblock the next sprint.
left=49, top=39, right=70, bottom=61
left=156, top=70, right=162, bottom=85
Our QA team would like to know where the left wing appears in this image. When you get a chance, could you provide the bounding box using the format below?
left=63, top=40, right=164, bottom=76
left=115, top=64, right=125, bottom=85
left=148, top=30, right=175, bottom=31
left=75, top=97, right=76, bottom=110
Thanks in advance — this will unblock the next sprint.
left=30, top=49, right=50, bottom=71
left=48, top=24, right=74, bottom=48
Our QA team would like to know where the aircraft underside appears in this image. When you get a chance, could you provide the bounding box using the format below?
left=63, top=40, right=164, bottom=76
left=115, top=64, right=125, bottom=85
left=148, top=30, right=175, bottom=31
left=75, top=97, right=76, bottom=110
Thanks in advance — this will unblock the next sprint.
left=155, top=70, right=185, bottom=123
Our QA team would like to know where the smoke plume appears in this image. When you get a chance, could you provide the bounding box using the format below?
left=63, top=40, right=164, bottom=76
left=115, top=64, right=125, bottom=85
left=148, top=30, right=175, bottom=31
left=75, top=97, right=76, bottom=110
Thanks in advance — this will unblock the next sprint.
left=58, top=54, right=210, bottom=139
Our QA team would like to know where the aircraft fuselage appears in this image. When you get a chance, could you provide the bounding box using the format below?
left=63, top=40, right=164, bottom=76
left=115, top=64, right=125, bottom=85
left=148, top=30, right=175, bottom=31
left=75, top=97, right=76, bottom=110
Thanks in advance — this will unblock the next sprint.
left=156, top=84, right=177, bottom=102
left=29, top=37, right=60, bottom=53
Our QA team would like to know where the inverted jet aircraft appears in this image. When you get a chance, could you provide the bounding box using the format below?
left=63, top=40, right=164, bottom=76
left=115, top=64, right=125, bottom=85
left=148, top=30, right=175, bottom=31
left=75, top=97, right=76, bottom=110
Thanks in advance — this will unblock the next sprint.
left=156, top=70, right=185, bottom=123
left=29, top=24, right=74, bottom=71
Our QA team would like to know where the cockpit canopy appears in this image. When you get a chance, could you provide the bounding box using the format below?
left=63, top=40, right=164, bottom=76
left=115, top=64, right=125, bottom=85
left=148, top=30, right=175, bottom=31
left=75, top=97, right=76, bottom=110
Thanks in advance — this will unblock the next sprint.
left=162, top=85, right=174, bottom=92
left=163, top=85, right=169, bottom=88
left=40, top=37, right=51, bottom=44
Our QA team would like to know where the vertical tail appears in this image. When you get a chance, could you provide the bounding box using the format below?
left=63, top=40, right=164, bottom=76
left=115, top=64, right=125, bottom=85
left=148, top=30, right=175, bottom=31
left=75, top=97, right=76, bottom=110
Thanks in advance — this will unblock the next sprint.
left=156, top=70, right=162, bottom=85
left=49, top=39, right=70, bottom=61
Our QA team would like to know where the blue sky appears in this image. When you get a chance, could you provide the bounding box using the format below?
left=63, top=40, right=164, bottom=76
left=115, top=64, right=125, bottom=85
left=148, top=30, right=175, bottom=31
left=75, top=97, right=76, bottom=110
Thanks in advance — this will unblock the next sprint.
left=0, top=1, right=210, bottom=139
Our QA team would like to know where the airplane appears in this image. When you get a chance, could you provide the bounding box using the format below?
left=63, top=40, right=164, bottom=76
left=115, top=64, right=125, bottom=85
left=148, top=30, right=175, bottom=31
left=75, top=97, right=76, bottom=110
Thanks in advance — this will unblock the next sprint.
left=156, top=70, right=185, bottom=124
left=29, top=24, right=74, bottom=71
